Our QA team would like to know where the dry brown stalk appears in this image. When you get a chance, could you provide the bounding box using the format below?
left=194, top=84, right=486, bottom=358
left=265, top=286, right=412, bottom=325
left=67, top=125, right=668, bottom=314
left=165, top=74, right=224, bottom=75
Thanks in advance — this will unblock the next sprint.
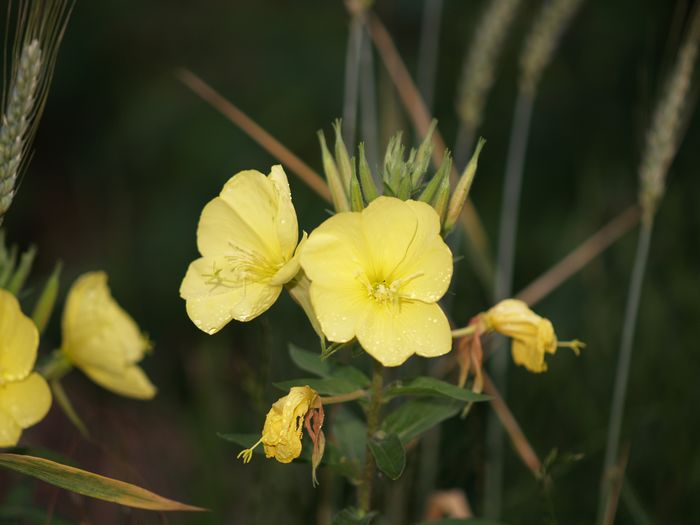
left=601, top=444, right=630, bottom=525
left=482, top=371, right=542, bottom=476
left=177, top=69, right=332, bottom=203
left=516, top=205, right=642, bottom=306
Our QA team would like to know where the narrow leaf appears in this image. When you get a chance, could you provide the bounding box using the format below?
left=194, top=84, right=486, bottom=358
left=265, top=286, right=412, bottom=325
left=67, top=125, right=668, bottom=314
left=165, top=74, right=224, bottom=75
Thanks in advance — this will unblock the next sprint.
left=289, top=346, right=369, bottom=387
left=31, top=261, right=62, bottom=333
left=384, top=377, right=491, bottom=403
left=382, top=399, right=461, bottom=444
left=6, top=245, right=36, bottom=295
left=368, top=433, right=405, bottom=480
left=51, top=380, right=89, bottom=438
left=0, top=453, right=204, bottom=511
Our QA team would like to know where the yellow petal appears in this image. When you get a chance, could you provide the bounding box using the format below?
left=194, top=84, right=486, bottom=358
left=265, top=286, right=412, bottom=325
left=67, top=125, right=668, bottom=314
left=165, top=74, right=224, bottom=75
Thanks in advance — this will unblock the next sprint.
left=356, top=301, right=452, bottom=367
left=511, top=339, right=548, bottom=373
left=269, top=231, right=307, bottom=286
left=0, top=372, right=52, bottom=428
left=0, top=409, right=21, bottom=448
left=361, top=196, right=421, bottom=281
left=82, top=364, right=156, bottom=400
left=310, top=282, right=368, bottom=343
left=0, top=290, right=38, bottom=382
left=268, top=165, right=299, bottom=261
left=262, top=386, right=317, bottom=463
left=180, top=257, right=282, bottom=333
left=300, top=211, right=368, bottom=286
left=391, top=200, right=453, bottom=302
left=198, top=169, right=296, bottom=261
left=62, top=272, right=149, bottom=372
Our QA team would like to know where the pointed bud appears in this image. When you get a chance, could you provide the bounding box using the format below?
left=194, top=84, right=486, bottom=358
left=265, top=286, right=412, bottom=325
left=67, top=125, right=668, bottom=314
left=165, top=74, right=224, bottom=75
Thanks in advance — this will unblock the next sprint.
left=358, top=143, right=379, bottom=203
left=318, top=131, right=350, bottom=212
left=410, top=119, right=437, bottom=186
left=7, top=244, right=36, bottom=294
left=444, top=137, right=485, bottom=233
left=332, top=119, right=353, bottom=191
left=349, top=163, right=364, bottom=211
left=433, top=165, right=452, bottom=224
left=31, top=261, right=62, bottom=334
left=418, top=151, right=450, bottom=205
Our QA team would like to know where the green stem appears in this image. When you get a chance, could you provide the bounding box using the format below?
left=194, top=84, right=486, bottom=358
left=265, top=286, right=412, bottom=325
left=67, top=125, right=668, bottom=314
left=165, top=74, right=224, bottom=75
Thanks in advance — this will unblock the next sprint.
left=598, top=219, right=653, bottom=523
left=451, top=325, right=477, bottom=338
left=357, top=359, right=384, bottom=513
left=320, top=389, right=367, bottom=405
left=38, top=350, right=73, bottom=382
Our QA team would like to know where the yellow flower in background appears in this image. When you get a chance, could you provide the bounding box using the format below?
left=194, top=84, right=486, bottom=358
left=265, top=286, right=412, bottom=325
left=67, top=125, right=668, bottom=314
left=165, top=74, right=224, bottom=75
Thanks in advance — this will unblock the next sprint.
left=483, top=299, right=559, bottom=373
left=0, top=290, right=51, bottom=447
left=180, top=165, right=304, bottom=335
left=62, top=272, right=156, bottom=399
left=238, top=386, right=320, bottom=464
left=300, top=196, right=453, bottom=367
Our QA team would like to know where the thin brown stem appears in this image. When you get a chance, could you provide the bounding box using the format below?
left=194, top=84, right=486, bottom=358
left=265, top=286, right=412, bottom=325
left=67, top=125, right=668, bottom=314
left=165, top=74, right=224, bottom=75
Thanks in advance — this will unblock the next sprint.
left=482, top=371, right=542, bottom=476
left=516, top=205, right=641, bottom=306
left=358, top=359, right=384, bottom=513
left=177, top=68, right=332, bottom=203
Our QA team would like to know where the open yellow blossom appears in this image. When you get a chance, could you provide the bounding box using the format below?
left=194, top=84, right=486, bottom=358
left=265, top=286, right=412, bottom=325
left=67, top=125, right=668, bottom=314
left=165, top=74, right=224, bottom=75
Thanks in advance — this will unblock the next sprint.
left=62, top=272, right=156, bottom=399
left=0, top=290, right=52, bottom=447
left=180, top=165, right=304, bottom=335
left=483, top=299, right=570, bottom=373
left=238, top=386, right=321, bottom=464
left=300, top=196, right=453, bottom=367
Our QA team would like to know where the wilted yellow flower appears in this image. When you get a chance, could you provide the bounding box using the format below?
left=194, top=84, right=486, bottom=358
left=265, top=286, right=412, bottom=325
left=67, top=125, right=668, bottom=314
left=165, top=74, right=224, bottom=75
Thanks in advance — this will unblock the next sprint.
left=180, top=166, right=304, bottom=335
left=62, top=272, right=156, bottom=399
left=0, top=290, right=51, bottom=447
left=483, top=299, right=559, bottom=373
left=300, top=196, right=453, bottom=367
left=238, top=386, right=323, bottom=464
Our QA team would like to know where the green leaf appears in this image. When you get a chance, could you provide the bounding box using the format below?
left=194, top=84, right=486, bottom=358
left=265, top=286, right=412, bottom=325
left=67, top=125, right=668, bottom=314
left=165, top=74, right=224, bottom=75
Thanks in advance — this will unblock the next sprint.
left=273, top=378, right=362, bottom=396
left=333, top=507, right=377, bottom=525
left=384, top=376, right=491, bottom=403
left=217, top=432, right=259, bottom=448
left=288, top=345, right=370, bottom=387
left=368, top=432, right=405, bottom=480
left=416, top=518, right=505, bottom=525
left=0, top=453, right=204, bottom=512
left=51, top=380, right=89, bottom=438
left=382, top=399, right=461, bottom=444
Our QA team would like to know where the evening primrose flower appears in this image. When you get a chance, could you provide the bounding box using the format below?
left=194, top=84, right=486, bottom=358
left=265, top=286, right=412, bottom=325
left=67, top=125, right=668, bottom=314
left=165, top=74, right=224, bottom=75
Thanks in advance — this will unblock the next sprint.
left=482, top=299, right=582, bottom=372
left=238, top=386, right=325, bottom=484
left=300, top=196, right=453, bottom=367
left=62, top=272, right=156, bottom=399
left=0, top=290, right=51, bottom=447
left=180, top=166, right=304, bottom=335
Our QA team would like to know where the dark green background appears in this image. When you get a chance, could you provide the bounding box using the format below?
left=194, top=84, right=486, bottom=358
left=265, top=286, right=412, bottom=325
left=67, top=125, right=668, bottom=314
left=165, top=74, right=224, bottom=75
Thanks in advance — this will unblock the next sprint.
left=1, top=0, right=698, bottom=523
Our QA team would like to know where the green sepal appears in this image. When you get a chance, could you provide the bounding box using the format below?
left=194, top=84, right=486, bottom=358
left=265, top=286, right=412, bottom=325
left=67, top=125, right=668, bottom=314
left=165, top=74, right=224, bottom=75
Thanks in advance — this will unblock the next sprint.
left=410, top=119, right=437, bottom=187
left=333, top=119, right=354, bottom=191
left=358, top=143, right=379, bottom=202
left=318, top=130, right=350, bottom=212
left=6, top=245, right=36, bottom=295
left=31, top=261, right=62, bottom=333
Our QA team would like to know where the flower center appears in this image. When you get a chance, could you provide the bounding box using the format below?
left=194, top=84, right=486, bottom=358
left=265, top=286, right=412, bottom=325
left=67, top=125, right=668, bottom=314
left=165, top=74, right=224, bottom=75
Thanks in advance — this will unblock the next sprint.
left=202, top=246, right=280, bottom=291
left=369, top=280, right=401, bottom=306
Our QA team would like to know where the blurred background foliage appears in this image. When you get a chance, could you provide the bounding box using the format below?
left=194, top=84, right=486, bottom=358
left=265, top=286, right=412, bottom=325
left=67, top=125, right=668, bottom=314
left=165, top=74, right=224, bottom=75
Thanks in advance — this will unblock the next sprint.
left=1, top=0, right=698, bottom=523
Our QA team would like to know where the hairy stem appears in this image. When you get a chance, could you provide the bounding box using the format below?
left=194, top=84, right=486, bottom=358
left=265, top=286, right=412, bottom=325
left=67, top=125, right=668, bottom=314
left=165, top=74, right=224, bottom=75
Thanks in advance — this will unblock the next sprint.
left=358, top=359, right=384, bottom=513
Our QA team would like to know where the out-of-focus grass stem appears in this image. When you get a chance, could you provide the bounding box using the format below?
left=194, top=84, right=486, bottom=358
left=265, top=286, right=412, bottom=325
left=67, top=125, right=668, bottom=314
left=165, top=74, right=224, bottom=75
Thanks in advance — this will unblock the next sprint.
left=487, top=0, right=585, bottom=517
left=416, top=0, right=443, bottom=114
left=342, top=16, right=363, bottom=151
left=599, top=7, right=700, bottom=522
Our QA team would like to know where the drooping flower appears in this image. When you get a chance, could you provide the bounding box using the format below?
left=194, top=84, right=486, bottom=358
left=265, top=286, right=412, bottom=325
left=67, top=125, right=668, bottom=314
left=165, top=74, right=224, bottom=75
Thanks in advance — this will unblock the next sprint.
left=300, top=196, right=454, bottom=367
left=180, top=165, right=304, bottom=335
left=482, top=299, right=582, bottom=373
left=61, top=272, right=156, bottom=399
left=0, top=290, right=51, bottom=447
left=238, top=386, right=325, bottom=484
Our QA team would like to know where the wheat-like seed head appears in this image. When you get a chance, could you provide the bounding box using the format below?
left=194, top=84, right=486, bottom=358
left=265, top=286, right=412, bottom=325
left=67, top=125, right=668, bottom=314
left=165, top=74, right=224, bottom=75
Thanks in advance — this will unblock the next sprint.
left=0, top=0, right=72, bottom=224
left=457, top=0, right=522, bottom=132
left=639, top=8, right=700, bottom=221
left=520, top=0, right=585, bottom=96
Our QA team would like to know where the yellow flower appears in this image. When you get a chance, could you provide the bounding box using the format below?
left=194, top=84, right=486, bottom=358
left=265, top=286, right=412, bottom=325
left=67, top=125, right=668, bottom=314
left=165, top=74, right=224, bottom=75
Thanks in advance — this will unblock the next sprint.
left=238, top=386, right=321, bottom=464
left=0, top=290, right=51, bottom=447
left=300, top=196, right=453, bottom=367
left=483, top=299, right=558, bottom=373
left=62, top=272, right=156, bottom=399
left=180, top=166, right=304, bottom=334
